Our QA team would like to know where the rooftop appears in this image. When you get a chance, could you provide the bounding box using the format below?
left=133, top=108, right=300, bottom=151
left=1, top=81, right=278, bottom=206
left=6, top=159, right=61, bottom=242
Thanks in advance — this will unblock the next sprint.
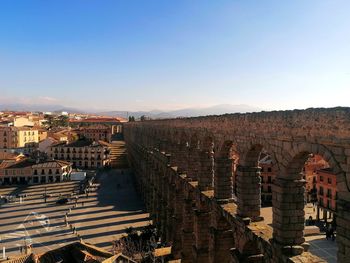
left=1, top=242, right=135, bottom=263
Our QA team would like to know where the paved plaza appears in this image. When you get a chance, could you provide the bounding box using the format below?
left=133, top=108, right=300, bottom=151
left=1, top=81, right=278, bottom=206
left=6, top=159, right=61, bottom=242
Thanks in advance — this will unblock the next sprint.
left=0, top=169, right=150, bottom=259
left=261, top=204, right=337, bottom=262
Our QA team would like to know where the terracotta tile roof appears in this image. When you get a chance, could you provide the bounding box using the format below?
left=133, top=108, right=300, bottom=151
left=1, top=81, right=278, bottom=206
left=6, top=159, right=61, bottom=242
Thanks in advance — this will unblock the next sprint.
left=69, top=117, right=125, bottom=123
left=0, top=152, right=20, bottom=160
left=4, top=159, right=71, bottom=169
left=32, top=160, right=72, bottom=169
left=5, top=159, right=34, bottom=169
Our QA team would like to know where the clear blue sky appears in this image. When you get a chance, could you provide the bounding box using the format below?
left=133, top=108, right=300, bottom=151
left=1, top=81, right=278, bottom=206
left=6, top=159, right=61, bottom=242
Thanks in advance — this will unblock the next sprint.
left=0, top=1, right=349, bottom=111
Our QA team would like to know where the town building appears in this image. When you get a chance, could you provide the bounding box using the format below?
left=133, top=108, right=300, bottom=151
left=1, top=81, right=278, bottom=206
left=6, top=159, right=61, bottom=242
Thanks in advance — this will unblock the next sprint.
left=0, top=126, right=39, bottom=154
left=0, top=158, right=72, bottom=185
left=259, top=153, right=275, bottom=206
left=13, top=117, right=34, bottom=127
left=2, top=241, right=137, bottom=263
left=303, top=154, right=329, bottom=202
left=49, top=138, right=110, bottom=169
left=69, top=116, right=125, bottom=134
left=38, top=128, right=48, bottom=141
left=76, top=124, right=112, bottom=142
left=316, top=168, right=337, bottom=221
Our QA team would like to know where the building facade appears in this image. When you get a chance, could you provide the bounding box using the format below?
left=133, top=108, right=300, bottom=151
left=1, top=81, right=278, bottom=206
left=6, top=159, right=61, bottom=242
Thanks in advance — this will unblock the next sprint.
left=0, top=126, right=39, bottom=154
left=76, top=125, right=112, bottom=142
left=259, top=154, right=275, bottom=206
left=316, top=168, right=337, bottom=220
left=303, top=154, right=329, bottom=202
left=49, top=139, right=110, bottom=169
left=0, top=159, right=72, bottom=185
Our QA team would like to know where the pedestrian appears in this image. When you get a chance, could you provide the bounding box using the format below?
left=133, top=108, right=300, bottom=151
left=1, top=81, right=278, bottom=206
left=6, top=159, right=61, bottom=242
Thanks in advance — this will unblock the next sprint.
left=330, top=227, right=335, bottom=241
left=73, top=226, right=76, bottom=234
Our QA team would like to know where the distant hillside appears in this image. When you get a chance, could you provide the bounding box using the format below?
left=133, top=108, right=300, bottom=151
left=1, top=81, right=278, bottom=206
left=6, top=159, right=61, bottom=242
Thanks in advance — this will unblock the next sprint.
left=0, top=103, right=83, bottom=113
left=99, top=104, right=262, bottom=119
left=0, top=103, right=262, bottom=119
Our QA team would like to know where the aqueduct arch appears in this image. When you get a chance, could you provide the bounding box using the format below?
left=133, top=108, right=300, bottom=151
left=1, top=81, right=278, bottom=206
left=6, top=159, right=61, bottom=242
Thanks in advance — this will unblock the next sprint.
left=125, top=108, right=350, bottom=262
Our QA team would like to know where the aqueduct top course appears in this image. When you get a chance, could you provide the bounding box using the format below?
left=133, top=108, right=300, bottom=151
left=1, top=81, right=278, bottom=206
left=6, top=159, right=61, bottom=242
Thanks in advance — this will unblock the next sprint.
left=124, top=107, right=350, bottom=262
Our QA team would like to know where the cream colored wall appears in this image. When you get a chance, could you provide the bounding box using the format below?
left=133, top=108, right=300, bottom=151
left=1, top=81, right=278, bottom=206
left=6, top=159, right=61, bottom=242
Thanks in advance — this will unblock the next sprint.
left=17, top=130, right=39, bottom=147
left=13, top=117, right=34, bottom=127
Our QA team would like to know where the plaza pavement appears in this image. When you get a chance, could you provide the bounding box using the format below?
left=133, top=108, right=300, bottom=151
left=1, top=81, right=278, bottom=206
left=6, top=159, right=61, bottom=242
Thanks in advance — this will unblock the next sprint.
left=261, top=204, right=337, bottom=263
left=0, top=169, right=150, bottom=259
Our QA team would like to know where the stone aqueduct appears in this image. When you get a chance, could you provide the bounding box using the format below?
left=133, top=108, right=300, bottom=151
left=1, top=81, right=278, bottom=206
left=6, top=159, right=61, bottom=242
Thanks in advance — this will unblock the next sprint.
left=124, top=108, right=350, bottom=263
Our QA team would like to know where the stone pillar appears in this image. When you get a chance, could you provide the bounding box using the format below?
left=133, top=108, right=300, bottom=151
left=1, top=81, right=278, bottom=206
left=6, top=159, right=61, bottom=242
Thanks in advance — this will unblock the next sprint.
left=198, top=150, right=214, bottom=190
left=272, top=177, right=306, bottom=257
left=172, top=185, right=184, bottom=258
left=236, top=166, right=262, bottom=221
left=177, top=144, right=189, bottom=174
left=169, top=143, right=180, bottom=167
left=209, top=213, right=234, bottom=263
left=193, top=207, right=210, bottom=263
left=215, top=158, right=233, bottom=201
left=166, top=183, right=175, bottom=243
left=336, top=197, right=350, bottom=262
left=181, top=198, right=195, bottom=262
left=187, top=147, right=200, bottom=181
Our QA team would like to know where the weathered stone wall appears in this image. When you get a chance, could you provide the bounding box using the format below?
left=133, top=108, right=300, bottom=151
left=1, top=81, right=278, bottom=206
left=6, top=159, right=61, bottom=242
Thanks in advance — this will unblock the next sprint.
left=125, top=108, right=350, bottom=262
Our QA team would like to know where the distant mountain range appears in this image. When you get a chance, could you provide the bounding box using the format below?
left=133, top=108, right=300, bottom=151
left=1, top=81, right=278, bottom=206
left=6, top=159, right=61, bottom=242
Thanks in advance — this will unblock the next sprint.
left=97, top=104, right=262, bottom=118
left=0, top=103, right=262, bottom=118
left=0, top=103, right=84, bottom=113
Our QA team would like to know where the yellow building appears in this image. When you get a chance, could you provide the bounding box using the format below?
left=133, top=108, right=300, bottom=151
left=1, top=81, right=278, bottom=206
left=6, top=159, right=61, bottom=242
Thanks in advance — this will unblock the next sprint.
left=17, top=127, right=39, bottom=147
left=0, top=126, right=39, bottom=153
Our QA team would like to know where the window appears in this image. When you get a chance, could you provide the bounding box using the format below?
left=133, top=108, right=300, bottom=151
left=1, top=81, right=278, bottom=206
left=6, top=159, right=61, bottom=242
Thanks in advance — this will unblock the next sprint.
left=267, top=176, right=272, bottom=184
left=34, top=170, right=38, bottom=175
left=327, top=189, right=332, bottom=198
left=56, top=169, right=60, bottom=174
left=319, top=186, right=324, bottom=196
left=48, top=169, right=52, bottom=175
left=320, top=176, right=324, bottom=182
left=328, top=178, right=332, bottom=184
left=268, top=186, right=272, bottom=193
left=267, top=167, right=272, bottom=172
left=41, top=169, right=45, bottom=175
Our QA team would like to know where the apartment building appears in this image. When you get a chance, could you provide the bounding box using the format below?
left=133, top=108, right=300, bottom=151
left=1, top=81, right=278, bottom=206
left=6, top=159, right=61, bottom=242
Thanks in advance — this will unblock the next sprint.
left=0, top=158, right=72, bottom=185
left=76, top=125, right=112, bottom=142
left=49, top=138, right=110, bottom=169
left=0, top=126, right=39, bottom=153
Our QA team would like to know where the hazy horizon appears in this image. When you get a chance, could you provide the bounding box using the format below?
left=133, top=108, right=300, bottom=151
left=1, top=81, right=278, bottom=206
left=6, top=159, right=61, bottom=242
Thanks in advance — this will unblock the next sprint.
left=1, top=1, right=349, bottom=111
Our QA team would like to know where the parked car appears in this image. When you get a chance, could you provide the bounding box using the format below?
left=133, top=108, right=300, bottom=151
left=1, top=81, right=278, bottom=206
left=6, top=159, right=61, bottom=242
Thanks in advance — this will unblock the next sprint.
left=56, top=198, right=69, bottom=205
